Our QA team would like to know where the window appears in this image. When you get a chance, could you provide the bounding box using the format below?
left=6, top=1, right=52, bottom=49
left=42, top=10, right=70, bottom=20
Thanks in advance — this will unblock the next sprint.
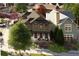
left=28, top=18, right=34, bottom=22
left=39, top=25, right=43, bottom=29
left=40, top=33, right=42, bottom=38
left=64, top=34, right=73, bottom=41
left=45, top=33, right=48, bottom=39
left=34, top=33, right=37, bottom=38
left=64, top=24, right=72, bottom=32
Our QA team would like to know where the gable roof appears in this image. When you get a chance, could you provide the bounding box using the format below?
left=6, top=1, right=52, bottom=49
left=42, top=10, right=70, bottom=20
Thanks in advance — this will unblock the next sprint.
left=59, top=17, right=79, bottom=28
left=25, top=10, right=47, bottom=23
left=60, top=11, right=75, bottom=20
left=58, top=11, right=76, bottom=26
left=59, top=18, right=72, bottom=25
left=30, top=16, right=49, bottom=24
left=0, top=12, right=20, bottom=19
left=46, top=8, right=77, bottom=26
left=22, top=12, right=31, bottom=19
left=43, top=4, right=55, bottom=10
left=27, top=11, right=40, bottom=19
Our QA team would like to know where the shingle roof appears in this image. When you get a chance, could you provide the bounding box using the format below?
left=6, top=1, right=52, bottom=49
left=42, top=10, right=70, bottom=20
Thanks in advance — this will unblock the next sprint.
left=0, top=12, right=20, bottom=19
left=43, top=4, right=55, bottom=10
left=31, top=16, right=49, bottom=24
left=60, top=11, right=75, bottom=20
left=22, top=12, right=31, bottom=19
left=0, top=12, right=10, bottom=18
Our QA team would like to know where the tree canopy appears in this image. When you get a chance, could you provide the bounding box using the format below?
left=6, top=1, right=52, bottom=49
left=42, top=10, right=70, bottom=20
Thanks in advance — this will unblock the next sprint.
left=8, top=21, right=32, bottom=50
left=16, top=4, right=27, bottom=13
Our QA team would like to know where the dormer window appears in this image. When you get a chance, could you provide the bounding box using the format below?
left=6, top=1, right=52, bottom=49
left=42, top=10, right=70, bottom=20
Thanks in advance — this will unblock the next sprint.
left=64, top=24, right=72, bottom=32
left=28, top=18, right=34, bottom=22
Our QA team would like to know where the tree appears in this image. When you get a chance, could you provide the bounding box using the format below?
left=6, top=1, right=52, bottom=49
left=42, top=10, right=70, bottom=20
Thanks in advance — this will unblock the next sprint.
left=50, top=30, right=54, bottom=42
left=16, top=3, right=27, bottom=13
left=54, top=27, right=64, bottom=45
left=8, top=20, right=32, bottom=52
left=63, top=3, right=79, bottom=25
left=53, top=26, right=59, bottom=40
left=56, top=29, right=64, bottom=45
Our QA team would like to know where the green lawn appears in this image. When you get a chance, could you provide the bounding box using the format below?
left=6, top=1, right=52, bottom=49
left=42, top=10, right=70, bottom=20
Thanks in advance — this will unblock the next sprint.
left=30, top=53, right=48, bottom=56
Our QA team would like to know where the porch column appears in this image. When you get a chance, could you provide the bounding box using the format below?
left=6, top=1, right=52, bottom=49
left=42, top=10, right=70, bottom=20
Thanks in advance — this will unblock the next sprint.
left=43, top=33, right=45, bottom=39
left=48, top=33, right=50, bottom=41
left=37, top=33, right=40, bottom=39
left=32, top=33, right=37, bottom=41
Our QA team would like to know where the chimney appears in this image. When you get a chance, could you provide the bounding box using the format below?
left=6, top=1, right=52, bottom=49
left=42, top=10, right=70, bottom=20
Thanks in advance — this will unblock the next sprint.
left=55, top=5, right=60, bottom=25
left=56, top=11, right=60, bottom=24
left=53, top=3, right=63, bottom=25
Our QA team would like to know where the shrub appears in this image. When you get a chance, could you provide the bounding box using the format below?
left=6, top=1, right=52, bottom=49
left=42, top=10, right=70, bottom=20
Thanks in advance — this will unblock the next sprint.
left=8, top=20, right=32, bottom=51
left=48, top=43, right=68, bottom=53
left=1, top=50, right=8, bottom=56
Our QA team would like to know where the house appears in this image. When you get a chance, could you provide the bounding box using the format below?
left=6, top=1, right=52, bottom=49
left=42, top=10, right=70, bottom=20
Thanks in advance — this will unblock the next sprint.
left=25, top=16, right=52, bottom=42
left=0, top=11, right=21, bottom=26
left=46, top=4, right=79, bottom=42
left=24, top=3, right=79, bottom=45
left=24, top=11, right=53, bottom=47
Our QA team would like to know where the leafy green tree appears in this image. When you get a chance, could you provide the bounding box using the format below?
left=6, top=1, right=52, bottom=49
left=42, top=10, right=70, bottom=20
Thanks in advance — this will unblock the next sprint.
left=8, top=20, right=32, bottom=52
left=16, top=4, right=27, bottom=13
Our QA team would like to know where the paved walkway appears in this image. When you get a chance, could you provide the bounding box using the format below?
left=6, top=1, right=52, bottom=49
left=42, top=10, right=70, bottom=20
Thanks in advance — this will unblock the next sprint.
left=31, top=49, right=79, bottom=56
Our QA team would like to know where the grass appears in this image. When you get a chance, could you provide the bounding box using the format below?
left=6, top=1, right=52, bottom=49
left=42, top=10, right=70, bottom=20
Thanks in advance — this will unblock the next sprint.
left=48, top=43, right=68, bottom=53
left=30, top=53, right=48, bottom=56
left=1, top=50, right=8, bottom=56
